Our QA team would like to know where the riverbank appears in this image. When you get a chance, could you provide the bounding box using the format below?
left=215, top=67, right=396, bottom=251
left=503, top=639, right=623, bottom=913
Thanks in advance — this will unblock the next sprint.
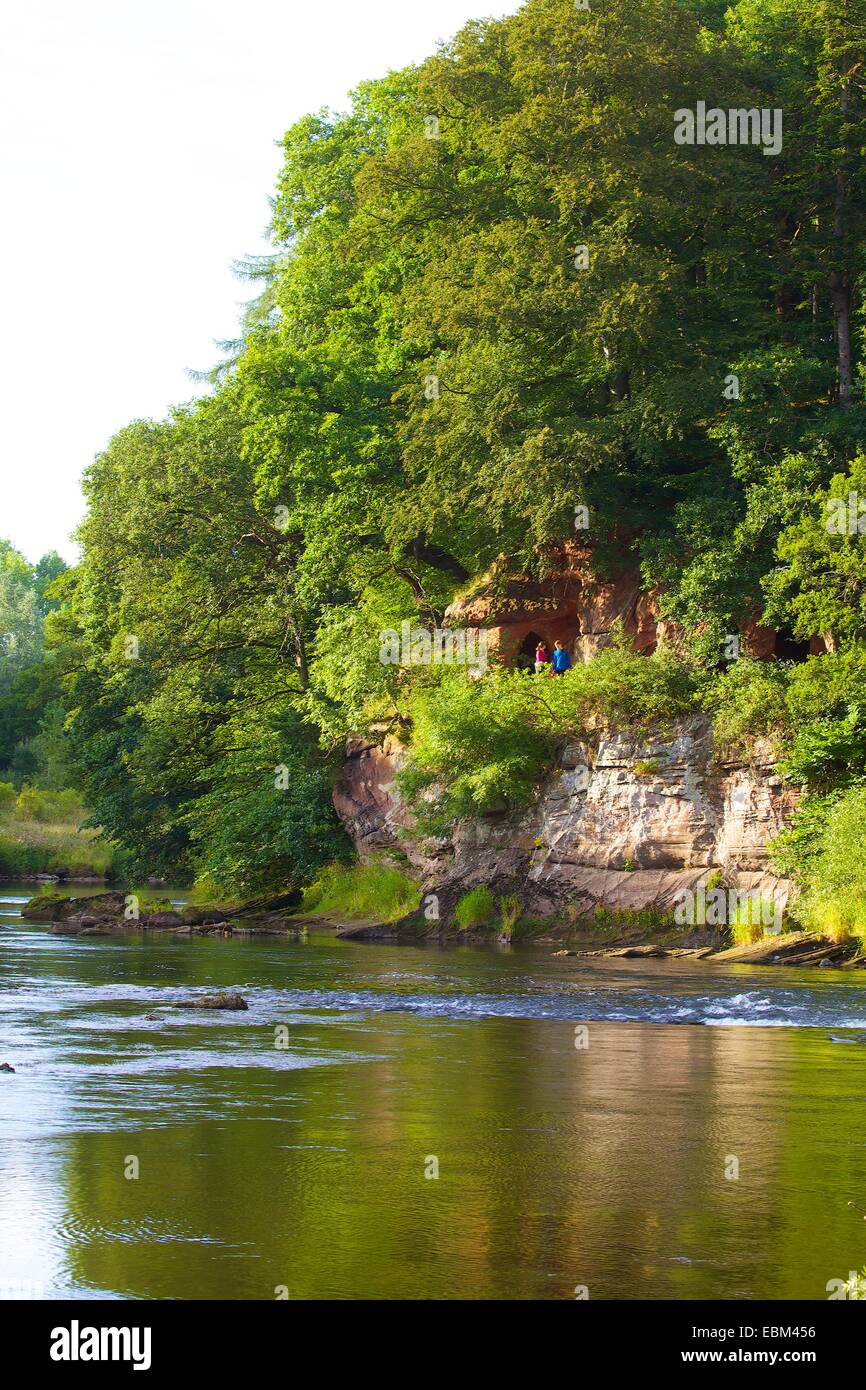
left=17, top=887, right=866, bottom=970
left=0, top=793, right=114, bottom=880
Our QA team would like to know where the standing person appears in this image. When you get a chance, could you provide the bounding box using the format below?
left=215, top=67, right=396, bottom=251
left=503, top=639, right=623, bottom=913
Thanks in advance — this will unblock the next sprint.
left=551, top=640, right=571, bottom=675
left=534, top=640, right=550, bottom=674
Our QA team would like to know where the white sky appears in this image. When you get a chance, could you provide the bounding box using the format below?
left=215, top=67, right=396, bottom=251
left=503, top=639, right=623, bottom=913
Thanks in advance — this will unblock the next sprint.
left=0, top=0, right=523, bottom=564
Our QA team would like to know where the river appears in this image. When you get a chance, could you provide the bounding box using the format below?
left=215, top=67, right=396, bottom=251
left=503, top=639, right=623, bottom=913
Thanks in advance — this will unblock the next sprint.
left=1, top=882, right=865, bottom=1301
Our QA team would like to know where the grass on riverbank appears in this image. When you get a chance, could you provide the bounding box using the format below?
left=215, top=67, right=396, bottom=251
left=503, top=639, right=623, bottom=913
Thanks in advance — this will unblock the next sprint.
left=0, top=786, right=115, bottom=878
left=300, top=859, right=420, bottom=922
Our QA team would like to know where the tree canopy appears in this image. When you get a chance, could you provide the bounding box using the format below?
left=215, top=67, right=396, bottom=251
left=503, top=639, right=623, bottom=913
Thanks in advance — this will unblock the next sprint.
left=43, top=0, right=866, bottom=892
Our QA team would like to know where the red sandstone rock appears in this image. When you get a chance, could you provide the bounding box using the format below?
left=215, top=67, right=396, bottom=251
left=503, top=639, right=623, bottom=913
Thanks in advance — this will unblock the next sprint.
left=332, top=717, right=796, bottom=924
left=445, top=543, right=663, bottom=665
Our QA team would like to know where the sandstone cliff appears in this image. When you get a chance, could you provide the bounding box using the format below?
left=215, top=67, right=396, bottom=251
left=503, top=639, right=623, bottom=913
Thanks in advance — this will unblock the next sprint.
left=332, top=717, right=796, bottom=925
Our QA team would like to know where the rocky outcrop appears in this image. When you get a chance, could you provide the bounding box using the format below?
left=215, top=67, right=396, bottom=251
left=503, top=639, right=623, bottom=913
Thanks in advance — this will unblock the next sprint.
left=332, top=717, right=797, bottom=924
left=444, top=542, right=662, bottom=665
left=21, top=889, right=303, bottom=936
left=444, top=541, right=826, bottom=667
left=332, top=738, right=422, bottom=863
left=24, top=890, right=131, bottom=923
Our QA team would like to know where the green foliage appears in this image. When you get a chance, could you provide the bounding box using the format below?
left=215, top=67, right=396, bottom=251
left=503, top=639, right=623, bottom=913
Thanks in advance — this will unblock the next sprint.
left=15, top=786, right=46, bottom=821
left=785, top=786, right=866, bottom=942
left=632, top=759, right=661, bottom=777
left=300, top=858, right=420, bottom=922
left=0, top=784, right=114, bottom=877
left=398, top=667, right=556, bottom=828
left=15, top=0, right=866, bottom=904
left=703, top=658, right=791, bottom=751
left=729, top=896, right=780, bottom=946
left=781, top=710, right=866, bottom=789
left=399, top=641, right=700, bottom=829
left=13, top=785, right=83, bottom=823
left=0, top=541, right=69, bottom=782
left=782, top=651, right=866, bottom=788
left=704, top=648, right=866, bottom=789
left=542, top=631, right=701, bottom=728
left=497, top=894, right=522, bottom=939
left=770, top=791, right=844, bottom=883
left=0, top=542, right=44, bottom=693
left=765, top=455, right=866, bottom=645
left=181, top=712, right=348, bottom=898
left=455, top=885, right=496, bottom=931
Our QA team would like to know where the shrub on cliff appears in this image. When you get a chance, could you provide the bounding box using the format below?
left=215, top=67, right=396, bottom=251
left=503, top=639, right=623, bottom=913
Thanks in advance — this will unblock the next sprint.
left=781, top=650, right=866, bottom=790
left=399, top=641, right=701, bottom=829
left=704, top=649, right=866, bottom=791
left=399, top=667, right=555, bottom=828
left=702, top=659, right=790, bottom=753
left=542, top=631, right=700, bottom=730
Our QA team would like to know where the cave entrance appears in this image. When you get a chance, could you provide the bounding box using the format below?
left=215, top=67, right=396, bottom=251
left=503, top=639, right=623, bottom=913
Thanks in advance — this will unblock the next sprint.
left=516, top=630, right=547, bottom=669
left=774, top=628, right=810, bottom=662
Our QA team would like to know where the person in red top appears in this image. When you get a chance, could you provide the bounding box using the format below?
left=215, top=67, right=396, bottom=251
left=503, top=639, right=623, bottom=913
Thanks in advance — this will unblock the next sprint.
left=534, top=641, right=550, bottom=674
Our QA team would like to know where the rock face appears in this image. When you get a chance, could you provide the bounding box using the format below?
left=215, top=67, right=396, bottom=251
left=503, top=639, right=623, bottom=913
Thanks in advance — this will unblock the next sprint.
left=444, top=541, right=826, bottom=668
left=332, top=717, right=797, bottom=923
left=445, top=542, right=662, bottom=666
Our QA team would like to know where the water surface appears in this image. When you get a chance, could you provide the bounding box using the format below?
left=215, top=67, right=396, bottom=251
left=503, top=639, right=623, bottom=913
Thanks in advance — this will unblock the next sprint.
left=2, top=883, right=866, bottom=1300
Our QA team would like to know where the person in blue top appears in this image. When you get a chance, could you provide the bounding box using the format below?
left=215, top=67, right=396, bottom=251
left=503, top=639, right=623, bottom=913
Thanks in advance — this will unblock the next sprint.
left=551, top=640, right=571, bottom=674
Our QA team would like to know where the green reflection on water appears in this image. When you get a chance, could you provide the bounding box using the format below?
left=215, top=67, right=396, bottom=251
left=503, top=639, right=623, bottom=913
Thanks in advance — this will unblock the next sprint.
left=1, top=890, right=865, bottom=1300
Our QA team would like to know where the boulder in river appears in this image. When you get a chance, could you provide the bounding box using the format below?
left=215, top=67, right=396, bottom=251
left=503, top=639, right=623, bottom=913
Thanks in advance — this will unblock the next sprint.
left=24, top=890, right=128, bottom=923
left=145, top=911, right=182, bottom=928
left=0, top=1062, right=15, bottom=1073
left=174, top=992, right=249, bottom=1011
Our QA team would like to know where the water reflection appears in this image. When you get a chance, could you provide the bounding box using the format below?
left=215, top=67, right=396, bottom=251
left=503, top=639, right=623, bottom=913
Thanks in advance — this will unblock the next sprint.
left=1, top=885, right=865, bottom=1299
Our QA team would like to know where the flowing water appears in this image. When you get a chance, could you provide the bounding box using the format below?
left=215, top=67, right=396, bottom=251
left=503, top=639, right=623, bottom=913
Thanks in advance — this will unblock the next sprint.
left=2, top=882, right=866, bottom=1301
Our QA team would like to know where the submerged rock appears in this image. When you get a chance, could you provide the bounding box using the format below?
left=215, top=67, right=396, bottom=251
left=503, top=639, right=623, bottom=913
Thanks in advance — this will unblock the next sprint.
left=605, top=944, right=668, bottom=957
left=174, top=992, right=249, bottom=1011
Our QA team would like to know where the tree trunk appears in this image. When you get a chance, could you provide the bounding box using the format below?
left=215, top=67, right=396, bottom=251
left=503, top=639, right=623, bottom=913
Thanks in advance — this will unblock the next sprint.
left=830, top=75, right=853, bottom=407
left=289, top=617, right=309, bottom=690
left=829, top=265, right=853, bottom=408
